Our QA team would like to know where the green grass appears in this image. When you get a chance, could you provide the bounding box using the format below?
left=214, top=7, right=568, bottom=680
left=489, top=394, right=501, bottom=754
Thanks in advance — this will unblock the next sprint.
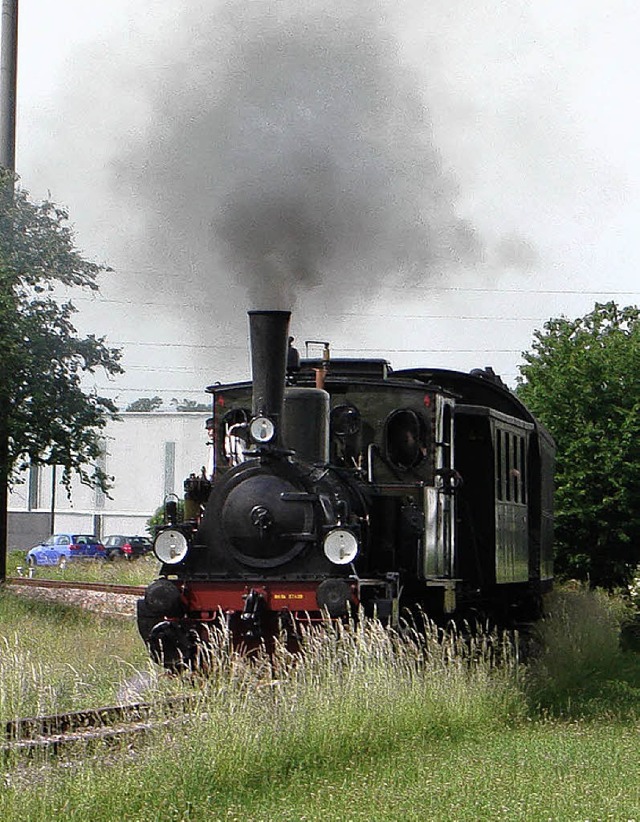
left=0, top=586, right=639, bottom=820
left=2, top=712, right=639, bottom=821
left=0, top=591, right=154, bottom=719
left=8, top=548, right=161, bottom=585
left=231, top=723, right=640, bottom=821
left=525, top=586, right=640, bottom=718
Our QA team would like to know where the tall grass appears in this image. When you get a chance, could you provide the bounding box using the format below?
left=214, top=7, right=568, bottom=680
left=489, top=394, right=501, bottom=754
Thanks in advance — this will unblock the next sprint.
left=187, top=613, right=523, bottom=786
left=1, top=587, right=639, bottom=819
left=1, top=615, right=524, bottom=819
left=525, top=584, right=640, bottom=717
left=0, top=593, right=153, bottom=719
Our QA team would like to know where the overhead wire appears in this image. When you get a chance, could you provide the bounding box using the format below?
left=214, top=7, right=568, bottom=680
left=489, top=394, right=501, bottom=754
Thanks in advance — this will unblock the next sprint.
left=71, top=281, right=632, bottom=395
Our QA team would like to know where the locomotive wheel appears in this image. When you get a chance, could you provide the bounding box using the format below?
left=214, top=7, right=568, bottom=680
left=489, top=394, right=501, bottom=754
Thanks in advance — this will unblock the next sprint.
left=148, top=621, right=194, bottom=671
left=316, top=579, right=352, bottom=618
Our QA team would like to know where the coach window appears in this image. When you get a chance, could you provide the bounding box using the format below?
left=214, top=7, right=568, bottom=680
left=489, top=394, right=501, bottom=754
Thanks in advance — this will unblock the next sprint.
left=497, top=432, right=527, bottom=504
left=512, top=434, right=527, bottom=504
left=511, top=434, right=520, bottom=502
left=495, top=429, right=503, bottom=501
left=504, top=432, right=511, bottom=501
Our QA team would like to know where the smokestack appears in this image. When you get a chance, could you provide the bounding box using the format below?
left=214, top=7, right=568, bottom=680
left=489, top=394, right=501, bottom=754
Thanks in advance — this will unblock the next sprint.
left=248, top=310, right=291, bottom=444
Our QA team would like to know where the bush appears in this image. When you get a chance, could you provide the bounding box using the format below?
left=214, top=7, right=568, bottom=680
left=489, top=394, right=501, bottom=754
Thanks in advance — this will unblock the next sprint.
left=525, top=585, right=636, bottom=717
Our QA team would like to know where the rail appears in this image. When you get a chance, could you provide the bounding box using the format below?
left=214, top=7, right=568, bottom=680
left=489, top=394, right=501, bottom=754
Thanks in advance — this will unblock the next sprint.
left=2, top=697, right=194, bottom=756
left=5, top=577, right=146, bottom=596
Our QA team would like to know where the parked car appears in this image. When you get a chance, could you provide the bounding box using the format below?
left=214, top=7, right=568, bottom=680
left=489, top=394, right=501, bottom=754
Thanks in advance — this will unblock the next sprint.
left=26, top=534, right=106, bottom=568
left=103, top=535, right=153, bottom=561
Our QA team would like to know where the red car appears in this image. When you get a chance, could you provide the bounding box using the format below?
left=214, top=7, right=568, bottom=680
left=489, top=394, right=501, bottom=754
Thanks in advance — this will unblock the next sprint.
left=103, top=535, right=152, bottom=561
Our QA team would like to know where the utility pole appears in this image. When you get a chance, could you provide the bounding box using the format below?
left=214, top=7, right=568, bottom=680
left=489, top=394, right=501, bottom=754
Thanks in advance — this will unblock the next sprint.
left=0, top=0, right=18, bottom=583
left=0, top=0, right=17, bottom=170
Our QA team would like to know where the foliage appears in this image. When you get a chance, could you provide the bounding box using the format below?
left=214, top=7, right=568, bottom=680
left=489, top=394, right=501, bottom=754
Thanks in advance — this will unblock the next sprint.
left=525, top=585, right=638, bottom=717
left=517, top=301, right=640, bottom=587
left=629, top=565, right=640, bottom=609
left=125, top=396, right=163, bottom=412
left=171, top=397, right=210, bottom=412
left=124, top=397, right=210, bottom=412
left=0, top=170, right=123, bottom=492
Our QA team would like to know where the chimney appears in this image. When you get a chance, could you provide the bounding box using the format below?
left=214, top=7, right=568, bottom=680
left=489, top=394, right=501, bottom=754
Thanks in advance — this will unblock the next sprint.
left=248, top=310, right=291, bottom=445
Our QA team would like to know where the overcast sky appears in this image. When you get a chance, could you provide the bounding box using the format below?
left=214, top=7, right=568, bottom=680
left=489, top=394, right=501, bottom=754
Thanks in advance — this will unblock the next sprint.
left=13, top=0, right=640, bottom=406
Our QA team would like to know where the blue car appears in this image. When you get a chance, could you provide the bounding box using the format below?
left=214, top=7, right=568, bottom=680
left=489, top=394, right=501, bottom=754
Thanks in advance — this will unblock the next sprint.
left=26, top=534, right=106, bottom=568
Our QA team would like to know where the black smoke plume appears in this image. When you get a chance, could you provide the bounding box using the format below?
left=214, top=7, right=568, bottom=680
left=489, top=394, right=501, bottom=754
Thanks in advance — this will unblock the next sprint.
left=111, top=0, right=483, bottom=309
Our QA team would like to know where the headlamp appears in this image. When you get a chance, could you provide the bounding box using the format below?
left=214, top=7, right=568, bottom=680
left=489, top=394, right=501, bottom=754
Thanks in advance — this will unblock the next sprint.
left=323, top=528, right=359, bottom=565
left=154, top=529, right=189, bottom=565
left=249, top=416, right=276, bottom=444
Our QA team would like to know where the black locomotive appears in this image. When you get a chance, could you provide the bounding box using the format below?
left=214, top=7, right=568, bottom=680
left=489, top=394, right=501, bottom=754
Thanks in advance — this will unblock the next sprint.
left=137, top=310, right=554, bottom=667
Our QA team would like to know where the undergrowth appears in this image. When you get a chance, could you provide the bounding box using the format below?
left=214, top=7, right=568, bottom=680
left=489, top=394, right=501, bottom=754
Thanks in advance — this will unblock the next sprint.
left=525, top=584, right=640, bottom=718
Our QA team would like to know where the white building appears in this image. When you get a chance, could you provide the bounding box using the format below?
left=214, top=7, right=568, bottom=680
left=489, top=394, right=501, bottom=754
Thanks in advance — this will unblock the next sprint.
left=8, top=412, right=212, bottom=550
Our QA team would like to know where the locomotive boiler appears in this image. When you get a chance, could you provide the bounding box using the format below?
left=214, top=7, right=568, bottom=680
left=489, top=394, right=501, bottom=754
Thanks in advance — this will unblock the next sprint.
left=137, top=310, right=554, bottom=668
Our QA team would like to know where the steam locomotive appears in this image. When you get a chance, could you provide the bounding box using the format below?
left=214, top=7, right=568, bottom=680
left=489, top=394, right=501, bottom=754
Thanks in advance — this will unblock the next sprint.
left=137, top=310, right=554, bottom=668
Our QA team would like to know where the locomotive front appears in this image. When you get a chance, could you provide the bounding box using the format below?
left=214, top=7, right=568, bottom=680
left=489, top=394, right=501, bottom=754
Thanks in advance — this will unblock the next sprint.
left=137, top=311, right=389, bottom=667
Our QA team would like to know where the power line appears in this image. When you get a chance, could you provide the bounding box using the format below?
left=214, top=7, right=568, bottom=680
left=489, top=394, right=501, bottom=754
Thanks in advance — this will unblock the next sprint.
left=340, top=348, right=524, bottom=354
left=93, top=386, right=213, bottom=394
left=118, top=348, right=527, bottom=370
left=106, top=315, right=546, bottom=346
left=68, top=286, right=640, bottom=309
left=376, top=286, right=640, bottom=296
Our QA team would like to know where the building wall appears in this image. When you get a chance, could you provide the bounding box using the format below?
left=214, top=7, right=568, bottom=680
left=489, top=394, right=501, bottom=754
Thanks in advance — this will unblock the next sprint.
left=8, top=412, right=211, bottom=549
left=7, top=512, right=51, bottom=552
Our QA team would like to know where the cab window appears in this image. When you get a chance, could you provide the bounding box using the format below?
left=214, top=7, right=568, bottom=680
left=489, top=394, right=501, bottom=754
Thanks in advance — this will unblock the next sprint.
left=385, top=409, right=427, bottom=470
left=221, top=408, right=251, bottom=466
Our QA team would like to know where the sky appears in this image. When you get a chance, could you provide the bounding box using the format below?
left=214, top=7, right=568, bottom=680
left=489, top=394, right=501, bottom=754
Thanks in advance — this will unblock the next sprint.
left=12, top=0, right=640, bottom=407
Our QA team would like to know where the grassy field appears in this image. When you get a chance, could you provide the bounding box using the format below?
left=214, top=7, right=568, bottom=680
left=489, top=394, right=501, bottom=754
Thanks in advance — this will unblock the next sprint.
left=0, top=586, right=639, bottom=821
left=0, top=590, right=154, bottom=717
left=7, top=548, right=160, bottom=586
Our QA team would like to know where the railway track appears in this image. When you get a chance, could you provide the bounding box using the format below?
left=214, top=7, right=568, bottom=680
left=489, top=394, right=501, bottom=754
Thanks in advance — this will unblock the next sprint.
left=6, top=577, right=146, bottom=596
left=2, top=697, right=194, bottom=756
left=2, top=581, right=197, bottom=756
left=5, top=577, right=146, bottom=617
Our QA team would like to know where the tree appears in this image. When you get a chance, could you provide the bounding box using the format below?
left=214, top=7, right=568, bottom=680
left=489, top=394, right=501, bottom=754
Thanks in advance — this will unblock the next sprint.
left=0, top=170, right=123, bottom=559
left=126, top=396, right=163, bottom=412
left=170, top=397, right=210, bottom=412
left=517, top=301, right=640, bottom=588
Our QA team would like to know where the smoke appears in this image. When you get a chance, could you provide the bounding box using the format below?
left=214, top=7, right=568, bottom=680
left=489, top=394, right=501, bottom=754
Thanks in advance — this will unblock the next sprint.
left=109, top=0, right=488, bottom=310
left=19, top=0, right=636, bottom=395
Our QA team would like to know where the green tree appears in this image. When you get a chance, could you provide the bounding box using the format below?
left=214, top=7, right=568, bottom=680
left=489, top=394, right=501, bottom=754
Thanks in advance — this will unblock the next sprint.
left=0, top=171, right=123, bottom=554
left=170, top=397, right=210, bottom=412
left=126, top=396, right=163, bottom=412
left=517, top=301, right=640, bottom=588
